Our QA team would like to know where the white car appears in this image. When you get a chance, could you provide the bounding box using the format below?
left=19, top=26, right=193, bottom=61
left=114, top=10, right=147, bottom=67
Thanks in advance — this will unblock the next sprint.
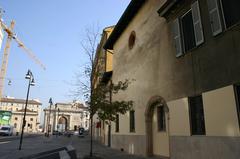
left=0, top=125, right=14, bottom=136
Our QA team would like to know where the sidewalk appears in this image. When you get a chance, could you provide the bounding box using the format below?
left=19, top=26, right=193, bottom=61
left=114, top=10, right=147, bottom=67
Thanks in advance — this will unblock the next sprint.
left=70, top=135, right=162, bottom=159
left=0, top=134, right=163, bottom=159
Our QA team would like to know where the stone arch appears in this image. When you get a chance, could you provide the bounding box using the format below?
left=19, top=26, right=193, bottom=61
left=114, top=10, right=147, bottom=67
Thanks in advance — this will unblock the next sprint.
left=145, top=95, right=169, bottom=157
left=58, top=116, right=68, bottom=131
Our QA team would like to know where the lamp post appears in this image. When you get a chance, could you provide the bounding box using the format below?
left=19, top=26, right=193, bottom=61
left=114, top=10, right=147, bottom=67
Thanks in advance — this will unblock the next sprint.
left=19, top=69, right=35, bottom=150
left=47, top=97, right=53, bottom=137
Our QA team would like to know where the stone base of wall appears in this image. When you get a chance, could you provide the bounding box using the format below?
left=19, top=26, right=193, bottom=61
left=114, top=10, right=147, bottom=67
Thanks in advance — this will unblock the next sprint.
left=111, top=134, right=146, bottom=156
left=170, top=136, right=240, bottom=159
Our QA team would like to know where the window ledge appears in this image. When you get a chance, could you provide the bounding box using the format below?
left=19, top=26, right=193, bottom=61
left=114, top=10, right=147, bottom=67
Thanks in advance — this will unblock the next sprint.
left=175, top=42, right=205, bottom=59
left=213, top=21, right=240, bottom=38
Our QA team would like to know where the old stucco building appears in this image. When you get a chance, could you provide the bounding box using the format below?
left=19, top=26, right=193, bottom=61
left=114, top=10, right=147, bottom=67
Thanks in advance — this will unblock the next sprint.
left=100, top=0, right=240, bottom=158
left=0, top=97, right=42, bottom=133
left=43, top=101, right=90, bottom=133
left=92, top=26, right=114, bottom=145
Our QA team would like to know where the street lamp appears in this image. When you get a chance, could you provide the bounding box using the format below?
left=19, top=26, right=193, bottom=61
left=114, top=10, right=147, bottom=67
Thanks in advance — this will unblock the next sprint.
left=19, top=69, right=35, bottom=150
left=47, top=97, right=53, bottom=137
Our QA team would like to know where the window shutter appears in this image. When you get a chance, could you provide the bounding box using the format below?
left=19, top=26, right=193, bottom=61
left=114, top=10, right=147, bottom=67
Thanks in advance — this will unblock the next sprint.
left=206, top=0, right=222, bottom=36
left=171, top=19, right=183, bottom=57
left=191, top=1, right=204, bottom=46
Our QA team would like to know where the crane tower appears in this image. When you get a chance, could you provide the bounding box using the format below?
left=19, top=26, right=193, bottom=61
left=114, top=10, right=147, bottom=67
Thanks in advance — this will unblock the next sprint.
left=0, top=19, right=46, bottom=101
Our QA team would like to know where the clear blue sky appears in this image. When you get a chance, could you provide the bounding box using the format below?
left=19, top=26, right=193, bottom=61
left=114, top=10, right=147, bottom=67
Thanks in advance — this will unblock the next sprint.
left=0, top=1, right=131, bottom=110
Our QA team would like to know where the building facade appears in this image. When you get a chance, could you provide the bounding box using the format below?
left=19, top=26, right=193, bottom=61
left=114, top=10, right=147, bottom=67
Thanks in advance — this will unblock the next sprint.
left=92, top=26, right=114, bottom=146
left=43, top=101, right=90, bottom=134
left=0, top=97, right=42, bottom=133
left=102, top=0, right=240, bottom=158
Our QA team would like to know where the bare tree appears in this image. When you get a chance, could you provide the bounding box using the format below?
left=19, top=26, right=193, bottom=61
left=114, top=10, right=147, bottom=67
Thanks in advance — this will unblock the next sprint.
left=73, top=25, right=133, bottom=158
left=77, top=25, right=100, bottom=157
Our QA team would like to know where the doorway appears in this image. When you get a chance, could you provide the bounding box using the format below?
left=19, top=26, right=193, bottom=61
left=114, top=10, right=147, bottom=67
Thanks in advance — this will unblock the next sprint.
left=145, top=96, right=170, bottom=158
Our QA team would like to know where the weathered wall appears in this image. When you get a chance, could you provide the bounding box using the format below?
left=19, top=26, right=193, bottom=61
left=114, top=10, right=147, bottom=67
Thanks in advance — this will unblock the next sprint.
left=112, top=0, right=172, bottom=134
left=112, top=0, right=170, bottom=156
left=170, top=136, right=240, bottom=159
left=110, top=0, right=240, bottom=157
left=111, top=134, right=146, bottom=156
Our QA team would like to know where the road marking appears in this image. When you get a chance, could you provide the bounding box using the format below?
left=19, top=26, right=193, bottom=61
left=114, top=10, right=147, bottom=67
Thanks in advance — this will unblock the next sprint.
left=0, top=141, right=10, bottom=144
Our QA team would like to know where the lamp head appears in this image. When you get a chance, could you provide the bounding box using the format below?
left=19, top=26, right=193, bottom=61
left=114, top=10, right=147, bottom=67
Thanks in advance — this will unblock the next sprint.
left=30, top=78, right=35, bottom=86
left=8, top=80, right=11, bottom=86
left=25, top=70, right=31, bottom=79
left=49, top=98, right=53, bottom=105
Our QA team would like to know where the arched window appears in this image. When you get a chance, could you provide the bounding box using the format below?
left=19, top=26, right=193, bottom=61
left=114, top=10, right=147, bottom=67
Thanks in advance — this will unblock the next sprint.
left=128, top=31, right=136, bottom=49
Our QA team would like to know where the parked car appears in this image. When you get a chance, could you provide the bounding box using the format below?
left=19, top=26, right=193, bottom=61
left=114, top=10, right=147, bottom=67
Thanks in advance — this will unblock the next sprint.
left=52, top=130, right=63, bottom=136
left=64, top=131, right=73, bottom=137
left=73, top=131, right=79, bottom=135
left=0, top=125, right=14, bottom=136
left=78, top=127, right=85, bottom=135
left=52, top=130, right=58, bottom=135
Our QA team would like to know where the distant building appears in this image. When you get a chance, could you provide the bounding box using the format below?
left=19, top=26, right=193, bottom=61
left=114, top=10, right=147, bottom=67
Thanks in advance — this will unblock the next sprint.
left=92, top=26, right=114, bottom=145
left=0, top=97, right=42, bottom=133
left=43, top=101, right=89, bottom=134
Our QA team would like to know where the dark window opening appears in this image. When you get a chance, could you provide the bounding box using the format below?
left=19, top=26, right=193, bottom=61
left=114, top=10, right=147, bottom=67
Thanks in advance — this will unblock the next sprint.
left=129, top=110, right=135, bottom=132
left=115, top=114, right=119, bottom=132
left=157, top=106, right=166, bottom=131
left=221, top=0, right=240, bottom=28
left=189, top=95, right=206, bottom=135
left=128, top=31, right=136, bottom=49
left=181, top=11, right=196, bottom=52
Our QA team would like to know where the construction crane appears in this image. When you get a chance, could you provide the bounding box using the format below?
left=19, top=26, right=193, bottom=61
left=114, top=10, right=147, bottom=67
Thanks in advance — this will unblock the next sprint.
left=0, top=18, right=46, bottom=101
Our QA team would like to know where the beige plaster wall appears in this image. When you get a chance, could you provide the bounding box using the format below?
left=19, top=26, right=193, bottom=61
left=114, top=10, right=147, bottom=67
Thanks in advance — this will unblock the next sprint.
left=168, top=98, right=191, bottom=136
left=111, top=106, right=146, bottom=135
left=203, top=86, right=240, bottom=136
left=106, top=51, right=113, bottom=72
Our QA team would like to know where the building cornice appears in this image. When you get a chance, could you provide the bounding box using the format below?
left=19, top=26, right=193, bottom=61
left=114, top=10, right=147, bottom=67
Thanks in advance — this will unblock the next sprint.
left=1, top=98, right=42, bottom=105
left=43, top=109, right=88, bottom=114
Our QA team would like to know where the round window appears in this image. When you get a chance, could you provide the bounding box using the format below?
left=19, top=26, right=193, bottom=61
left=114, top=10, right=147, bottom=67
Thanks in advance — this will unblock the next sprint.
left=128, top=31, right=136, bottom=49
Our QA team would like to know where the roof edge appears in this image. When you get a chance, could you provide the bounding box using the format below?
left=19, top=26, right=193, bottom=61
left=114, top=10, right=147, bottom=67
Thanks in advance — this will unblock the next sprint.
left=104, top=0, right=146, bottom=50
